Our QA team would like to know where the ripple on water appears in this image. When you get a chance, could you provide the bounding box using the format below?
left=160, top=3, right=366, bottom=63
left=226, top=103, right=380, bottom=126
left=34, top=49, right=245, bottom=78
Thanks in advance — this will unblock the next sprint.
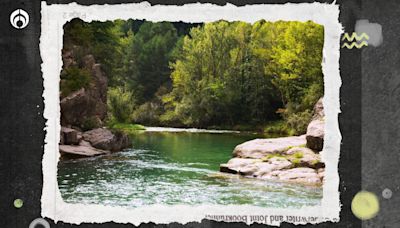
left=58, top=132, right=323, bottom=208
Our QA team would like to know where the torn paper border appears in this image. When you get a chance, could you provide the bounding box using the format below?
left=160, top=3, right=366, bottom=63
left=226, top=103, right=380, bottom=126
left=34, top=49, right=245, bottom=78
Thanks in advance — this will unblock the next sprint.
left=40, top=1, right=343, bottom=226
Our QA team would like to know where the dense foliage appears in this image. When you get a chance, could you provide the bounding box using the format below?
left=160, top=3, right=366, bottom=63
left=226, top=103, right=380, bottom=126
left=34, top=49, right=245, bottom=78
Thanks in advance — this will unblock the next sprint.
left=62, top=19, right=324, bottom=134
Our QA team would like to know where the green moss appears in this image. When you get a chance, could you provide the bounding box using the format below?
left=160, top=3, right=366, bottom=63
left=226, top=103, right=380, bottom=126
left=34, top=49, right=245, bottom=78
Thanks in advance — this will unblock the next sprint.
left=293, top=152, right=304, bottom=159
left=261, top=153, right=285, bottom=162
left=291, top=158, right=301, bottom=167
left=311, top=159, right=320, bottom=166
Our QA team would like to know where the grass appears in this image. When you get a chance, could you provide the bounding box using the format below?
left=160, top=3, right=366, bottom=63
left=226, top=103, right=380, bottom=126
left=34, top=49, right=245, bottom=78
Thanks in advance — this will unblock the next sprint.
left=263, top=120, right=295, bottom=136
left=108, top=122, right=146, bottom=134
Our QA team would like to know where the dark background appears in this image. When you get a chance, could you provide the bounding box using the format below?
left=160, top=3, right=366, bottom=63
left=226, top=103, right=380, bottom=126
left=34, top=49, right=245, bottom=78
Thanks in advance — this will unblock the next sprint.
left=0, top=0, right=397, bottom=227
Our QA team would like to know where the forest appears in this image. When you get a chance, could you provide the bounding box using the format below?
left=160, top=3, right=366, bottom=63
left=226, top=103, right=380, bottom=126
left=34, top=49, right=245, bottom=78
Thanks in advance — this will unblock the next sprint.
left=61, top=19, right=324, bottom=135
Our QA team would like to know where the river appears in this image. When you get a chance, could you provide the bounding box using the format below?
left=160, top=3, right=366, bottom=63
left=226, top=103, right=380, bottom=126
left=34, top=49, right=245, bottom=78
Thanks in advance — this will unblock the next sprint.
left=58, top=129, right=322, bottom=208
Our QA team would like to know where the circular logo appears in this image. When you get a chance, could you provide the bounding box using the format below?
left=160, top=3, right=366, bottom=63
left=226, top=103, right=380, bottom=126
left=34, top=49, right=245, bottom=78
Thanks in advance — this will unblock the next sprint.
left=10, top=9, right=29, bottom=29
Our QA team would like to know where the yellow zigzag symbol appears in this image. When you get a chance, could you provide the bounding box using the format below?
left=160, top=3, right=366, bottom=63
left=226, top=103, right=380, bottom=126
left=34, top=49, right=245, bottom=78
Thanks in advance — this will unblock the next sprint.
left=341, top=41, right=368, bottom=49
left=342, top=32, right=369, bottom=41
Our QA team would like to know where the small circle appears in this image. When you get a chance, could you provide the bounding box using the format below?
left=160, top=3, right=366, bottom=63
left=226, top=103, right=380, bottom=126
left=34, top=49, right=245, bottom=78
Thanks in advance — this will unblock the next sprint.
left=351, top=191, right=380, bottom=220
left=13, top=199, right=23, bottom=208
left=382, top=188, right=393, bottom=199
left=29, top=218, right=50, bottom=228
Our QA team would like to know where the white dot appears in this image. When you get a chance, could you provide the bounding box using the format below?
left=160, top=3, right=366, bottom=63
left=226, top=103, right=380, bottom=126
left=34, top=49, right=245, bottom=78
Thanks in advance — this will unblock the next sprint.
left=382, top=188, right=392, bottom=199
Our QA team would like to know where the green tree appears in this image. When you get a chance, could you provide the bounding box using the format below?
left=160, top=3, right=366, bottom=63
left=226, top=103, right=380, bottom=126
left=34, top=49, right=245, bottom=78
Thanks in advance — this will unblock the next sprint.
left=128, top=22, right=179, bottom=102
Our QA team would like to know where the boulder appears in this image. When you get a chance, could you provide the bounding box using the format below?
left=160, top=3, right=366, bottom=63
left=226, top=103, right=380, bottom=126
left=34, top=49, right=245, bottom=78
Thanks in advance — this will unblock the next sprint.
left=306, top=119, right=324, bottom=151
left=306, top=98, right=325, bottom=151
left=60, top=127, right=80, bottom=145
left=83, top=128, right=131, bottom=152
left=218, top=98, right=326, bottom=185
left=219, top=164, right=238, bottom=174
left=238, top=165, right=259, bottom=176
left=220, top=158, right=255, bottom=174
left=233, top=135, right=306, bottom=159
left=59, top=144, right=108, bottom=159
left=220, top=157, right=292, bottom=177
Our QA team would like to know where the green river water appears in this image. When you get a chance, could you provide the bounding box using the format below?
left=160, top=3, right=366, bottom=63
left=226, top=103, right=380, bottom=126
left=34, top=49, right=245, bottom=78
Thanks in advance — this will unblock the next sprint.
left=58, top=130, right=322, bottom=208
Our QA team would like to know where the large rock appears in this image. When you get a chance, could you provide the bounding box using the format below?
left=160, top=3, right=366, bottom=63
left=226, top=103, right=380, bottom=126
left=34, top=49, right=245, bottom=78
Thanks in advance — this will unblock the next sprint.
left=306, top=120, right=324, bottom=151
left=60, top=54, right=107, bottom=130
left=233, top=135, right=306, bottom=159
left=306, top=98, right=325, bottom=151
left=218, top=98, right=326, bottom=185
left=83, top=128, right=131, bottom=152
left=220, top=157, right=292, bottom=178
left=61, top=127, right=79, bottom=145
left=59, top=143, right=108, bottom=159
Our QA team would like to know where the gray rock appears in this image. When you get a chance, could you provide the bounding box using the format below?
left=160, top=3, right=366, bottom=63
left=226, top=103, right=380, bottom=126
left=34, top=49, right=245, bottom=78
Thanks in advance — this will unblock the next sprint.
left=221, top=157, right=292, bottom=177
left=238, top=165, right=259, bottom=176
left=60, top=54, right=107, bottom=130
left=219, top=164, right=238, bottom=174
left=61, top=127, right=79, bottom=145
left=306, top=97, right=325, bottom=151
left=253, top=158, right=292, bottom=176
left=233, top=135, right=307, bottom=159
left=83, top=128, right=131, bottom=152
left=306, top=119, right=324, bottom=151
left=268, top=167, right=322, bottom=185
left=59, top=144, right=108, bottom=159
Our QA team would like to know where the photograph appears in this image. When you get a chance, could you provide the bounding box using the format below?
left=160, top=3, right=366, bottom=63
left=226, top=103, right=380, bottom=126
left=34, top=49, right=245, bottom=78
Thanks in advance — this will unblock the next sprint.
left=57, top=18, right=326, bottom=209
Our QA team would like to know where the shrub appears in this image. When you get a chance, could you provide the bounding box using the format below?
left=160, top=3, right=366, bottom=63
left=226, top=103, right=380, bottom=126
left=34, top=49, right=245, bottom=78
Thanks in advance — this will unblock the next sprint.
left=263, top=120, right=292, bottom=136
left=107, top=87, right=136, bottom=123
left=132, top=102, right=163, bottom=126
left=159, top=110, right=181, bottom=127
left=81, top=116, right=101, bottom=131
left=285, top=110, right=312, bottom=135
left=60, top=66, right=91, bottom=97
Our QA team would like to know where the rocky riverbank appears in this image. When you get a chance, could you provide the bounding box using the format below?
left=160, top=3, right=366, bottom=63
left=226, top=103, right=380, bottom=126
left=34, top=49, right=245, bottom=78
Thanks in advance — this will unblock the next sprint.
left=220, top=98, right=325, bottom=185
left=59, top=127, right=131, bottom=159
left=59, top=48, right=131, bottom=159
